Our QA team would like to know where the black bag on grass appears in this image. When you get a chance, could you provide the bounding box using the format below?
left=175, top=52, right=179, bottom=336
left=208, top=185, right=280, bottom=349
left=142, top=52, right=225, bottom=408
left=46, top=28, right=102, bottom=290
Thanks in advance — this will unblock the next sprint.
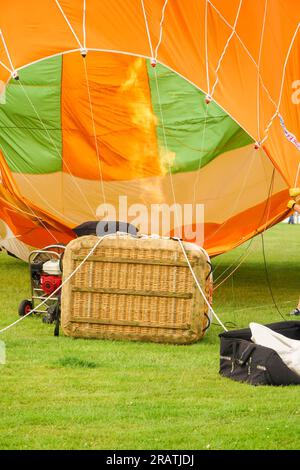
left=219, top=321, right=300, bottom=386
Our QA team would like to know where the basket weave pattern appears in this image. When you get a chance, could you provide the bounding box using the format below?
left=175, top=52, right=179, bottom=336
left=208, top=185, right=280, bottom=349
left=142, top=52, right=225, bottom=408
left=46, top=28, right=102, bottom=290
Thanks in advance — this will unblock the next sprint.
left=61, top=235, right=212, bottom=344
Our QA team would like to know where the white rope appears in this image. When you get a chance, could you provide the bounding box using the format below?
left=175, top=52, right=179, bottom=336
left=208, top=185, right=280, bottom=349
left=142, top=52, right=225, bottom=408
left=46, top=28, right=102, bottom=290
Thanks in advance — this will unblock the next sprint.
left=294, top=162, right=300, bottom=187
left=3, top=157, right=74, bottom=230
left=0, top=146, right=63, bottom=243
left=204, top=146, right=257, bottom=244
left=83, top=59, right=107, bottom=209
left=153, top=67, right=181, bottom=231
left=154, top=0, right=169, bottom=60
left=208, top=0, right=259, bottom=71
left=0, top=4, right=281, bottom=140
left=0, top=30, right=17, bottom=76
left=83, top=0, right=87, bottom=50
left=152, top=42, right=247, bottom=301
left=140, top=0, right=155, bottom=59
left=205, top=165, right=280, bottom=293
left=260, top=22, right=300, bottom=146
left=206, top=2, right=253, bottom=65
left=213, top=166, right=276, bottom=291
left=0, top=59, right=13, bottom=75
left=0, top=234, right=112, bottom=334
left=228, top=298, right=297, bottom=315
left=16, top=79, right=96, bottom=219
left=260, top=110, right=278, bottom=145
left=1, top=153, right=64, bottom=244
left=4, top=199, right=52, bottom=223
left=210, top=0, right=243, bottom=98
left=0, top=47, right=257, bottom=143
left=151, top=53, right=216, bottom=324
left=0, top=105, right=75, bottom=225
left=277, top=23, right=300, bottom=115
left=204, top=0, right=210, bottom=95
left=214, top=244, right=255, bottom=290
left=152, top=42, right=249, bottom=286
left=208, top=0, right=277, bottom=113
left=256, top=0, right=268, bottom=142
left=213, top=237, right=256, bottom=285
left=192, top=103, right=209, bottom=207
left=54, top=0, right=83, bottom=50
left=175, top=237, right=228, bottom=332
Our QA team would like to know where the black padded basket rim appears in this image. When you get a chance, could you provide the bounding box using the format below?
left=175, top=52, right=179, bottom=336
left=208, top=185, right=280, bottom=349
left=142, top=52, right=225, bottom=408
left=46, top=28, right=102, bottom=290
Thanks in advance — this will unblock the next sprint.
left=219, top=320, right=300, bottom=341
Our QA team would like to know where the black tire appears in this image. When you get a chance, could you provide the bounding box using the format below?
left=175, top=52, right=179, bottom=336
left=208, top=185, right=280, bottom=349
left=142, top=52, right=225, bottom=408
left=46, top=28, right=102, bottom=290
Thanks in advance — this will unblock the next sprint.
left=18, top=299, right=33, bottom=317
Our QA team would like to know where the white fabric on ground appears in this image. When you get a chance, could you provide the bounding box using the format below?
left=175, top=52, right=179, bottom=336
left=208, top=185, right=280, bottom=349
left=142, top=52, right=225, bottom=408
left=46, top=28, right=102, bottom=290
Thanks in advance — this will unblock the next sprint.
left=250, top=322, right=300, bottom=377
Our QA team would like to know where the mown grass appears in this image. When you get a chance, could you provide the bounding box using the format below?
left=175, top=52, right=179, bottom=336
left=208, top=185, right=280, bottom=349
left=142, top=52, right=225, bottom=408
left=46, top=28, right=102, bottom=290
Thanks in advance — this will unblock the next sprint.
left=0, top=224, right=299, bottom=450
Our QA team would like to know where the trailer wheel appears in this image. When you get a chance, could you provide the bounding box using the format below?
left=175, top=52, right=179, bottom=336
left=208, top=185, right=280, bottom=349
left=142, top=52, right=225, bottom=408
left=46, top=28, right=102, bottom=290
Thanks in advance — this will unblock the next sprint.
left=18, top=299, right=33, bottom=317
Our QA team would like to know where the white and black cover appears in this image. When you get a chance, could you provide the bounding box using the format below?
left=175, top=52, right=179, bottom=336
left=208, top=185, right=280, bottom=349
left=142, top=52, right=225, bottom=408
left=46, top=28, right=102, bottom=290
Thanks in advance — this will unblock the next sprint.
left=219, top=321, right=300, bottom=386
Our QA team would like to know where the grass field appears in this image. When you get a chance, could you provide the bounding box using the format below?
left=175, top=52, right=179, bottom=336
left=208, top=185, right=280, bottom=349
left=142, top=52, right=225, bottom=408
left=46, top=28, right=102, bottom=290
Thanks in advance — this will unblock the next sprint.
left=0, top=224, right=300, bottom=450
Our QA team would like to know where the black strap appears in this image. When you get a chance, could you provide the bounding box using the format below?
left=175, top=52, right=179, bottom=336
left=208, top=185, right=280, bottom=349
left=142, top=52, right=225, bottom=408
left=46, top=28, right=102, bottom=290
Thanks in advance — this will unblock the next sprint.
left=54, top=318, right=60, bottom=337
left=238, top=343, right=256, bottom=365
left=203, top=312, right=211, bottom=332
left=205, top=261, right=213, bottom=280
left=53, top=302, right=60, bottom=337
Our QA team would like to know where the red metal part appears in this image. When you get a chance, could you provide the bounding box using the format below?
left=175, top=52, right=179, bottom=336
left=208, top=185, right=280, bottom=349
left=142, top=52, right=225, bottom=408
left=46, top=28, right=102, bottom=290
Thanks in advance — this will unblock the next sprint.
left=40, top=274, right=62, bottom=295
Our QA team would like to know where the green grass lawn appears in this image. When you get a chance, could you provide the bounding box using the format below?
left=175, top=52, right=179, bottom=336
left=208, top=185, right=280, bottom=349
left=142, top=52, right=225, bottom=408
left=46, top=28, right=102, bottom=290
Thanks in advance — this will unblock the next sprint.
left=0, top=224, right=300, bottom=450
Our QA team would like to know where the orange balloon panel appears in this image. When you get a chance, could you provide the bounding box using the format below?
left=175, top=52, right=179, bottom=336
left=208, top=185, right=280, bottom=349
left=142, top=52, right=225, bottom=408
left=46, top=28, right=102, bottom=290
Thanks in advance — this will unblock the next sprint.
left=61, top=53, right=162, bottom=181
left=0, top=1, right=299, bottom=259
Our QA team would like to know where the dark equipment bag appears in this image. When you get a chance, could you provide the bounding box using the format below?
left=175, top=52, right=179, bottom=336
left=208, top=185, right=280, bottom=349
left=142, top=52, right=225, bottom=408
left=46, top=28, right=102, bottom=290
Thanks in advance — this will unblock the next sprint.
left=72, top=221, right=138, bottom=237
left=219, top=321, right=300, bottom=386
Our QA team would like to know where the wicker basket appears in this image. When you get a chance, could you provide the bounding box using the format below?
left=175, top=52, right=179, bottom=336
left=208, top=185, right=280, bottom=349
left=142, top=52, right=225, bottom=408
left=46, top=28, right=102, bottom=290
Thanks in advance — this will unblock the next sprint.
left=61, top=235, right=212, bottom=344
